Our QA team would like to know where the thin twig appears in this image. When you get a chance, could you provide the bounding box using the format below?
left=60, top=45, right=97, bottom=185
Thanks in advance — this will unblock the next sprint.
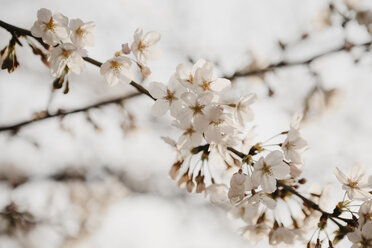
left=225, top=41, right=372, bottom=80
left=0, top=92, right=141, bottom=132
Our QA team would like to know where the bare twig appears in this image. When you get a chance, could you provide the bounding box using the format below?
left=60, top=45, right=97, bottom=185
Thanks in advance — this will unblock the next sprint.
left=0, top=92, right=141, bottom=132
left=225, top=40, right=372, bottom=81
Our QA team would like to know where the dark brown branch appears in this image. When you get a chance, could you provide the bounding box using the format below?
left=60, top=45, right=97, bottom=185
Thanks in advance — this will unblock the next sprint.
left=225, top=41, right=372, bottom=81
left=0, top=92, right=141, bottom=132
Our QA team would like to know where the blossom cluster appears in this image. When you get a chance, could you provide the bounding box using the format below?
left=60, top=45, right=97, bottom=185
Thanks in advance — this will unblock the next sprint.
left=31, top=8, right=93, bottom=81
left=30, top=8, right=161, bottom=92
left=152, top=59, right=257, bottom=191
left=100, top=27, right=161, bottom=86
left=154, top=61, right=372, bottom=246
left=13, top=8, right=372, bottom=247
left=334, top=164, right=372, bottom=247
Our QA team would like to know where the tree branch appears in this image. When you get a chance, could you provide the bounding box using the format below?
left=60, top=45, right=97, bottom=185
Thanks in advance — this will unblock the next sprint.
left=0, top=92, right=141, bottom=132
left=225, top=41, right=372, bottom=81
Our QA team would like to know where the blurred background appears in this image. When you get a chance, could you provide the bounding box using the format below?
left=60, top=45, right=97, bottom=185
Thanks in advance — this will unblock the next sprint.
left=0, top=0, right=372, bottom=247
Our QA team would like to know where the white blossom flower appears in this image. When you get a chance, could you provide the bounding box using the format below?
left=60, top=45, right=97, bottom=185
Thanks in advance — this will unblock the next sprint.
left=288, top=157, right=304, bottom=178
left=177, top=91, right=214, bottom=123
left=131, top=28, right=161, bottom=64
left=175, top=59, right=206, bottom=90
left=234, top=93, right=257, bottom=126
left=347, top=221, right=372, bottom=248
left=248, top=192, right=277, bottom=209
left=205, top=184, right=230, bottom=209
left=49, top=43, right=87, bottom=77
left=252, top=151, right=290, bottom=193
left=269, top=227, right=296, bottom=246
left=241, top=223, right=270, bottom=245
left=31, top=8, right=69, bottom=46
left=193, top=61, right=230, bottom=93
left=194, top=106, right=235, bottom=144
left=358, top=200, right=372, bottom=226
left=149, top=75, right=185, bottom=117
left=100, top=56, right=133, bottom=86
left=334, top=163, right=372, bottom=200
left=172, top=120, right=202, bottom=149
left=281, top=125, right=307, bottom=162
left=69, top=18, right=95, bottom=47
left=228, top=172, right=253, bottom=203
left=229, top=204, right=259, bottom=224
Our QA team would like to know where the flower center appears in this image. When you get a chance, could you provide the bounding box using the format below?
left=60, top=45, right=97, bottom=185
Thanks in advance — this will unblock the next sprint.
left=285, top=142, right=294, bottom=151
left=75, top=27, right=85, bottom=37
left=46, top=17, right=55, bottom=31
left=262, top=162, right=273, bottom=176
left=190, top=103, right=204, bottom=116
left=188, top=74, right=194, bottom=84
left=183, top=127, right=195, bottom=136
left=210, top=119, right=223, bottom=126
left=201, top=81, right=212, bottom=91
left=164, top=89, right=177, bottom=104
left=347, top=179, right=358, bottom=188
left=138, top=41, right=147, bottom=53
left=110, top=61, right=122, bottom=73
left=62, top=50, right=72, bottom=58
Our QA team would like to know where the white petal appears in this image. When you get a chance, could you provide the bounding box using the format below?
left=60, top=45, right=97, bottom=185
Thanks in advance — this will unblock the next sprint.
left=148, top=82, right=166, bottom=99
left=37, top=8, right=52, bottom=23
left=151, top=99, right=169, bottom=116
left=265, top=151, right=284, bottom=167
left=143, top=31, right=161, bottom=45
left=210, top=78, right=230, bottom=92
left=261, top=174, right=277, bottom=193
left=271, top=163, right=290, bottom=179
left=334, top=167, right=348, bottom=184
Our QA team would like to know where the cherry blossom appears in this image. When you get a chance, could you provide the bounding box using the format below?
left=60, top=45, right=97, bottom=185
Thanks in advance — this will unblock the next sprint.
left=227, top=172, right=253, bottom=203
left=100, top=56, right=133, bottom=86
left=176, top=91, right=214, bottom=123
left=193, top=61, right=231, bottom=93
left=334, top=163, right=372, bottom=200
left=69, top=18, right=95, bottom=47
left=247, top=192, right=277, bottom=209
left=234, top=94, right=257, bottom=126
left=31, top=8, right=69, bottom=46
left=269, top=227, right=297, bottom=246
left=252, top=151, right=290, bottom=193
left=131, top=28, right=161, bottom=64
left=358, top=200, right=372, bottom=226
left=49, top=43, right=87, bottom=77
left=148, top=75, right=185, bottom=117
left=175, top=59, right=206, bottom=90
left=241, top=223, right=270, bottom=245
left=347, top=221, right=372, bottom=248
left=172, top=120, right=202, bottom=149
left=204, top=184, right=230, bottom=209
left=194, top=105, right=235, bottom=145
